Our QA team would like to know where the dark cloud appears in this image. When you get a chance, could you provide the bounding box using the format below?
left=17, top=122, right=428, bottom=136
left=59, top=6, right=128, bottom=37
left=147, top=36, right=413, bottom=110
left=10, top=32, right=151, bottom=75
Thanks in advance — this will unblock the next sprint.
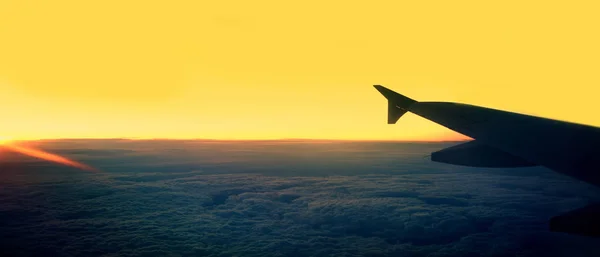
left=1, top=140, right=599, bottom=256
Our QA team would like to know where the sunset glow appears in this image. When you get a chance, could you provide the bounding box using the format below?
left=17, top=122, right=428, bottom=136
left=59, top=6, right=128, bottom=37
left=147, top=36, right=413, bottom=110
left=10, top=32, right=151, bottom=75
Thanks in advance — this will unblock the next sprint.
left=1, top=143, right=98, bottom=172
left=0, top=1, right=599, bottom=141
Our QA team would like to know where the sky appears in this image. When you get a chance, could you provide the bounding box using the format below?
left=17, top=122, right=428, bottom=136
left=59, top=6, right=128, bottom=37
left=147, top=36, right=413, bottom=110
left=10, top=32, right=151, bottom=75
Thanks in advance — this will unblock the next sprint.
left=0, top=0, right=599, bottom=141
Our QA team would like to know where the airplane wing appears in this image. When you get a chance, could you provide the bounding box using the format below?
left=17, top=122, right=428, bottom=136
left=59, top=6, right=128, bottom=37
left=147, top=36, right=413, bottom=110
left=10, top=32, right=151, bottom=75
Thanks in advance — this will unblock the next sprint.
left=374, top=85, right=600, bottom=237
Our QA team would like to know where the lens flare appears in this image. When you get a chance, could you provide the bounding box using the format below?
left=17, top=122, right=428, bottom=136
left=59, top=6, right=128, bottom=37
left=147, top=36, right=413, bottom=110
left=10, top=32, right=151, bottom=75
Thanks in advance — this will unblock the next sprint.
left=1, top=142, right=99, bottom=172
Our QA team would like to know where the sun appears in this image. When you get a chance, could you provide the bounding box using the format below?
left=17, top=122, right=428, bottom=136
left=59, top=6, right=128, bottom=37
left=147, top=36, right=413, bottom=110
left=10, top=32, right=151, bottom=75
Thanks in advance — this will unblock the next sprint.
left=0, top=136, right=13, bottom=145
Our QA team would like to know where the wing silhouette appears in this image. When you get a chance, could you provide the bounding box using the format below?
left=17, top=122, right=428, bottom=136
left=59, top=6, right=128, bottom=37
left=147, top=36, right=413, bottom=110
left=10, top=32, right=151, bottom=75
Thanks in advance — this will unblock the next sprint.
left=374, top=85, right=600, bottom=238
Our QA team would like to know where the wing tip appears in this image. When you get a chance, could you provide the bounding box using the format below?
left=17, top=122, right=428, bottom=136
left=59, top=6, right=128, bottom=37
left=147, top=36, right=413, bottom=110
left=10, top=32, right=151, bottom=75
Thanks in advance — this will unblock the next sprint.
left=372, top=85, right=416, bottom=105
left=373, top=85, right=416, bottom=124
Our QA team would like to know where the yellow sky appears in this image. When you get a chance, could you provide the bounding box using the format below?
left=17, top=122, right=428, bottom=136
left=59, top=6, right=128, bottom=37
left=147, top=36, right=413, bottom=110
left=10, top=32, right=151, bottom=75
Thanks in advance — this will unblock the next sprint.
left=0, top=0, right=599, bottom=141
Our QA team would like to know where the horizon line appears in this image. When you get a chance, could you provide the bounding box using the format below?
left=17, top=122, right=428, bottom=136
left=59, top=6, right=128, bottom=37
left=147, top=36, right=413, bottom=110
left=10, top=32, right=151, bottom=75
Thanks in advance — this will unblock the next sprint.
left=10, top=137, right=471, bottom=143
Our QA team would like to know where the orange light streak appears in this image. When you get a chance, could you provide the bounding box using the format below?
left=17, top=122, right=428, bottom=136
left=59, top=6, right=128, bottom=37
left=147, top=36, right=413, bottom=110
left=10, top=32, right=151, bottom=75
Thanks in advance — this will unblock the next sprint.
left=1, top=143, right=99, bottom=172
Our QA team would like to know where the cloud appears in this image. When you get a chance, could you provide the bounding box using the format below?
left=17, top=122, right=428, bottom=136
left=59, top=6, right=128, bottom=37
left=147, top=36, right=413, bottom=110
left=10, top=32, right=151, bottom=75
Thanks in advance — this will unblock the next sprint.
left=1, top=140, right=599, bottom=256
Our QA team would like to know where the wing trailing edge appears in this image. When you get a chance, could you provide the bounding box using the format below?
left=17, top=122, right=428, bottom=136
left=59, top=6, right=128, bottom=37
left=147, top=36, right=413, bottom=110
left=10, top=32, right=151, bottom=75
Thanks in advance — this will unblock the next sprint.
left=550, top=203, right=600, bottom=237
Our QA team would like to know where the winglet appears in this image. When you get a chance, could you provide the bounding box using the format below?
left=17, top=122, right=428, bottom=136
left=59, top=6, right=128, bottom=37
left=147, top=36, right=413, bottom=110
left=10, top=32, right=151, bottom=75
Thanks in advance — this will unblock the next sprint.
left=373, top=85, right=417, bottom=124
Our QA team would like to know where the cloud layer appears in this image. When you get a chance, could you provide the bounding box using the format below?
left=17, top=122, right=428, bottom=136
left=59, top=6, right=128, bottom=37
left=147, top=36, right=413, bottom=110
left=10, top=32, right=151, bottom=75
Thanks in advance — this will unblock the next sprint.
left=1, top=140, right=599, bottom=256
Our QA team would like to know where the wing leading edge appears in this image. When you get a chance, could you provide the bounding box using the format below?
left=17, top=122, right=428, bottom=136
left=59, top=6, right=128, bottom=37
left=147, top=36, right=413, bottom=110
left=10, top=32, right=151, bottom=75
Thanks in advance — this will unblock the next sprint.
left=374, top=84, right=600, bottom=237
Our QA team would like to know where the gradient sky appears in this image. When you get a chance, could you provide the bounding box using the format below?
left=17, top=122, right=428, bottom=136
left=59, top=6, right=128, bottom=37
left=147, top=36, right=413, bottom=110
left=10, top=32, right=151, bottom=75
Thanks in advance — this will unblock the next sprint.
left=0, top=0, right=599, bottom=141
